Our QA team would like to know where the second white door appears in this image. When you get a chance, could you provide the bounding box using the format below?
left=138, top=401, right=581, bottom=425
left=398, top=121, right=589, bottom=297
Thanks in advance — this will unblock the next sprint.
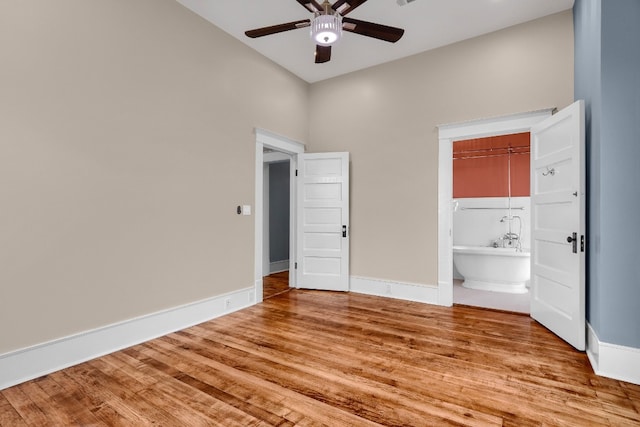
left=530, top=100, right=586, bottom=350
left=296, top=152, right=349, bottom=291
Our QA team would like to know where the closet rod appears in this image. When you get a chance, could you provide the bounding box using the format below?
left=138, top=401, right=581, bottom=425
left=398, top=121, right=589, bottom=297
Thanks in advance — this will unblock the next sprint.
left=453, top=145, right=529, bottom=154
left=453, top=152, right=530, bottom=160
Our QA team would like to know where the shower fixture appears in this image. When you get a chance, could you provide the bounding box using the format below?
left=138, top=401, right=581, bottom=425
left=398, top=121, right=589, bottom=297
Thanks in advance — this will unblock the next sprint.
left=498, top=215, right=522, bottom=250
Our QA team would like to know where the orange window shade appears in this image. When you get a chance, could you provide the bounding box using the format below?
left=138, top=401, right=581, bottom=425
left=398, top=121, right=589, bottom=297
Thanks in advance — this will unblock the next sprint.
left=453, top=132, right=530, bottom=198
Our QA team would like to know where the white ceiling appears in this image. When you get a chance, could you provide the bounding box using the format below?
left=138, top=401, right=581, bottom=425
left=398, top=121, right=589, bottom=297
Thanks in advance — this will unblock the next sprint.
left=176, top=0, right=574, bottom=83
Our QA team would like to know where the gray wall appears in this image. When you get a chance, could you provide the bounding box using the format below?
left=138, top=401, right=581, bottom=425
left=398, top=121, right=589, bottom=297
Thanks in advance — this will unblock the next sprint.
left=269, top=161, right=290, bottom=263
left=574, top=0, right=640, bottom=348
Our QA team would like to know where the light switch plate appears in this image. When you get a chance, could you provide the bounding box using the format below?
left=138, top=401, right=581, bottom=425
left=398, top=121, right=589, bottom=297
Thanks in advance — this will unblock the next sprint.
left=242, top=205, right=251, bottom=215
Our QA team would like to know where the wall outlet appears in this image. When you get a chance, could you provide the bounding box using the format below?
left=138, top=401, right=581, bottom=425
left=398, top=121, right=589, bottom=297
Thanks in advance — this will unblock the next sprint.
left=386, top=284, right=392, bottom=295
left=224, top=298, right=231, bottom=310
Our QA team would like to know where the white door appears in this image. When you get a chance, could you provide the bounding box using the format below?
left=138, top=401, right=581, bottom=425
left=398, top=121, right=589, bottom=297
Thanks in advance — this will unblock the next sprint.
left=530, top=100, right=586, bottom=350
left=296, top=152, right=349, bottom=291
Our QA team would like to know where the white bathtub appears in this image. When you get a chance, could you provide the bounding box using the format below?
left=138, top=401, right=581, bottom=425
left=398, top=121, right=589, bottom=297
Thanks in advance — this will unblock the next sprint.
left=453, top=245, right=530, bottom=294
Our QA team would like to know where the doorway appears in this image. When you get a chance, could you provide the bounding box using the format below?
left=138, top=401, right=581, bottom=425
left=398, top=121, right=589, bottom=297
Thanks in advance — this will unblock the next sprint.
left=451, top=132, right=532, bottom=313
left=255, top=130, right=351, bottom=299
left=263, top=150, right=292, bottom=300
left=437, top=109, right=554, bottom=308
left=254, top=129, right=305, bottom=303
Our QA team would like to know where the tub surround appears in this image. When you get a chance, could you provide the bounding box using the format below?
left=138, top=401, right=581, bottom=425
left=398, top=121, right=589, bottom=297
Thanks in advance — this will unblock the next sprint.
left=453, top=197, right=531, bottom=250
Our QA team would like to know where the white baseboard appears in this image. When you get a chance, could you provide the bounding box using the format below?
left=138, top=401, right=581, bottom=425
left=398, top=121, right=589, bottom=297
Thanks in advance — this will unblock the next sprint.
left=350, top=276, right=439, bottom=305
left=269, top=260, right=289, bottom=274
left=587, top=323, right=640, bottom=385
left=437, top=281, right=454, bottom=307
left=0, top=286, right=256, bottom=391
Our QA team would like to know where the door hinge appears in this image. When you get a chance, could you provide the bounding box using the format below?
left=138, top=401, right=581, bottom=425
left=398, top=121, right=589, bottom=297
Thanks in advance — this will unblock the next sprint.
left=295, top=262, right=298, bottom=269
left=295, top=169, right=298, bottom=177
left=581, top=235, right=585, bottom=252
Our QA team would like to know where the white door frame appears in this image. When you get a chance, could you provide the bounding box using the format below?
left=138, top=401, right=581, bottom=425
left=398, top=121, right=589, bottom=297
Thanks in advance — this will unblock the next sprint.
left=255, top=128, right=305, bottom=303
left=436, top=109, right=554, bottom=306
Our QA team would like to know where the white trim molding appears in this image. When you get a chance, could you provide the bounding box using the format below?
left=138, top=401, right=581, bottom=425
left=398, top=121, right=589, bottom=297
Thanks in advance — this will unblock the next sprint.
left=0, top=287, right=255, bottom=391
left=350, top=276, right=439, bottom=305
left=438, top=109, right=555, bottom=140
left=254, top=128, right=305, bottom=301
left=587, top=323, right=640, bottom=385
left=255, top=128, right=306, bottom=155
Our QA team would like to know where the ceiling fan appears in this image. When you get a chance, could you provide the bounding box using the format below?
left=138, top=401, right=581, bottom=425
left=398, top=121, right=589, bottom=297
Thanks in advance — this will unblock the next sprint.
left=245, top=0, right=405, bottom=64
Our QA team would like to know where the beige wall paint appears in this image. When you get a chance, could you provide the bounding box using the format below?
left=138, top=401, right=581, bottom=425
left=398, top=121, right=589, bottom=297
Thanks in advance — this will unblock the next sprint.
left=0, top=0, right=308, bottom=354
left=0, top=3, right=574, bottom=356
left=308, top=11, right=574, bottom=285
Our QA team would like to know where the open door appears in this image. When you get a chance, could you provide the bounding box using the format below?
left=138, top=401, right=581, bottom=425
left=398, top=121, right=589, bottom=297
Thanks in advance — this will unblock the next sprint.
left=530, top=100, right=586, bottom=350
left=296, top=152, right=349, bottom=291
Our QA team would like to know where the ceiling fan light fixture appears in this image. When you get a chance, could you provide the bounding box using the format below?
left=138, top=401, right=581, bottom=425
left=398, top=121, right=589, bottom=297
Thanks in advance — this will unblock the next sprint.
left=311, top=13, right=342, bottom=46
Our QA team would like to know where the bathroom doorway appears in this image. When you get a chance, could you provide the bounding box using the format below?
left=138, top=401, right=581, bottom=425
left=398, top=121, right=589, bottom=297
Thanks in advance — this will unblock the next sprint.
left=436, top=109, right=554, bottom=310
left=451, top=133, right=531, bottom=313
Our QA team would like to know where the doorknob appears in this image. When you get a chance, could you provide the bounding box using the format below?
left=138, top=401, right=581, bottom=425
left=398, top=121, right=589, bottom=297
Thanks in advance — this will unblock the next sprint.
left=567, top=232, right=577, bottom=253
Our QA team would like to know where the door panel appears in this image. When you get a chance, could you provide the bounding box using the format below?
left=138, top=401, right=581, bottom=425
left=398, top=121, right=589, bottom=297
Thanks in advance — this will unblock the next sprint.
left=535, top=199, right=574, bottom=231
left=304, top=182, right=343, bottom=200
left=303, top=207, right=342, bottom=226
left=296, top=152, right=350, bottom=291
left=530, top=100, right=585, bottom=350
left=303, top=233, right=342, bottom=251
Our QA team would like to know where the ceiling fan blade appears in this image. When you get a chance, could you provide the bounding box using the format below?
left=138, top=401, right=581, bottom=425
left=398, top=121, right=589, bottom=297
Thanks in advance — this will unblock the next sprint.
left=245, top=19, right=311, bottom=38
left=342, top=17, right=404, bottom=43
left=332, top=0, right=368, bottom=16
left=315, top=45, right=331, bottom=64
left=296, top=0, right=324, bottom=13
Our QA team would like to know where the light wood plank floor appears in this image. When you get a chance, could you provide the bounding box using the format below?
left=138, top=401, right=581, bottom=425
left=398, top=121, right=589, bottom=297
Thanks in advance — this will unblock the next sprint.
left=2, top=290, right=639, bottom=426
left=263, top=271, right=291, bottom=300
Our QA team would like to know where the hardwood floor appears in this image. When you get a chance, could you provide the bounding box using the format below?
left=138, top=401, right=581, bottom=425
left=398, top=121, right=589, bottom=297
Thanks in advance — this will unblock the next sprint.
left=263, top=271, right=290, bottom=300
left=2, top=290, right=639, bottom=426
